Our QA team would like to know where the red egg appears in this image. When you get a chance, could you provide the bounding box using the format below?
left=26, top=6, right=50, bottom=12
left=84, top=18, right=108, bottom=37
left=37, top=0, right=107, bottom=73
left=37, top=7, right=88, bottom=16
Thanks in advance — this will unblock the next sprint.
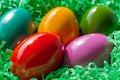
left=10, top=32, right=64, bottom=80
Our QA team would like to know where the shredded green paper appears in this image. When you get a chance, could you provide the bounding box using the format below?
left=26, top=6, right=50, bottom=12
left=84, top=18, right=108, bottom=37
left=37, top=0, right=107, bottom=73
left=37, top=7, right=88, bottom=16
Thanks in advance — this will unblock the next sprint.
left=0, top=0, right=120, bottom=80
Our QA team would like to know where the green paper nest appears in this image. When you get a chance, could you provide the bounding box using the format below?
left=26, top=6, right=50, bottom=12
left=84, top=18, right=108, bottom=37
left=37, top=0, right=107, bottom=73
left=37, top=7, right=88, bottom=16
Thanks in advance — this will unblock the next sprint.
left=0, top=0, right=120, bottom=80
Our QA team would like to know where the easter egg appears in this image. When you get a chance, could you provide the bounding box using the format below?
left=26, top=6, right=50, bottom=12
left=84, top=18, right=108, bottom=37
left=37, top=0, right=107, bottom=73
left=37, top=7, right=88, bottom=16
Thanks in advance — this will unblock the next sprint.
left=10, top=32, right=64, bottom=80
left=0, top=8, right=35, bottom=46
left=28, top=20, right=36, bottom=35
left=12, top=35, right=27, bottom=49
left=80, top=5, right=115, bottom=35
left=63, top=33, right=114, bottom=67
left=38, top=7, right=79, bottom=46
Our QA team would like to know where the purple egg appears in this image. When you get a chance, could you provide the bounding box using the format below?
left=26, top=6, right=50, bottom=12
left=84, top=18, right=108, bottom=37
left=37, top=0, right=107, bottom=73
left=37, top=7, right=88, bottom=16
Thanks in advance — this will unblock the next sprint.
left=63, top=33, right=114, bottom=67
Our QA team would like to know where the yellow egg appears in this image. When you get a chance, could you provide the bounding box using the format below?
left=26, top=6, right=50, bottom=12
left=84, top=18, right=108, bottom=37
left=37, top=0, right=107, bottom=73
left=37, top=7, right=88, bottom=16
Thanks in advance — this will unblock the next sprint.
left=38, top=7, right=80, bottom=46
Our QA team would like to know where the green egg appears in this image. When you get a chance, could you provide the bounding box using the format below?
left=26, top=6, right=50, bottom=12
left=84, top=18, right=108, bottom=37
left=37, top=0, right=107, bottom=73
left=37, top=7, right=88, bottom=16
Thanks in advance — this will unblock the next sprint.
left=0, top=8, right=32, bottom=46
left=80, top=5, right=115, bottom=35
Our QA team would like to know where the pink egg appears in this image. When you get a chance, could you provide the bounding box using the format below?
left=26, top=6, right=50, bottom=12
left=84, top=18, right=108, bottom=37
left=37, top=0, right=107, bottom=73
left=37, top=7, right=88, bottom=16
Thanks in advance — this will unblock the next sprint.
left=63, top=33, right=114, bottom=67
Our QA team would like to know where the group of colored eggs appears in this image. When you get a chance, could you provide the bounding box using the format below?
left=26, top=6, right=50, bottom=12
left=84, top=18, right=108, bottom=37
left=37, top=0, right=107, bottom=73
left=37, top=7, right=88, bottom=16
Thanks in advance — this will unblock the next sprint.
left=0, top=5, right=115, bottom=80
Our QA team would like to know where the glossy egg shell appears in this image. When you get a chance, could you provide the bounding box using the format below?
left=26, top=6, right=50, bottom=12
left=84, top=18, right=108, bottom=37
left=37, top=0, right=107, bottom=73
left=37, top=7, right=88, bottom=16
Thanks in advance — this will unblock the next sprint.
left=80, top=5, right=115, bottom=35
left=38, top=7, right=79, bottom=46
left=10, top=32, right=64, bottom=80
left=0, top=8, right=32, bottom=46
left=63, top=33, right=114, bottom=67
left=12, top=35, right=27, bottom=49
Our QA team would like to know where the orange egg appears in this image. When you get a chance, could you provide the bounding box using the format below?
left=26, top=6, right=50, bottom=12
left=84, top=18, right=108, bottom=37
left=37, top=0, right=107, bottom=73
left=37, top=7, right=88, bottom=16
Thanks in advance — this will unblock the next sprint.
left=38, top=7, right=79, bottom=46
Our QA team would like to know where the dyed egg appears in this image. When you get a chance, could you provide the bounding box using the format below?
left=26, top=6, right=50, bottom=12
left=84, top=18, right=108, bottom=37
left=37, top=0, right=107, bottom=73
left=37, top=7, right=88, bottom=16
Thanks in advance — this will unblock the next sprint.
left=10, top=32, right=64, bottom=80
left=0, top=8, right=36, bottom=46
left=12, top=35, right=27, bottom=49
left=28, top=20, right=36, bottom=35
left=80, top=5, right=115, bottom=35
left=38, top=7, right=79, bottom=46
left=63, top=33, right=114, bottom=67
